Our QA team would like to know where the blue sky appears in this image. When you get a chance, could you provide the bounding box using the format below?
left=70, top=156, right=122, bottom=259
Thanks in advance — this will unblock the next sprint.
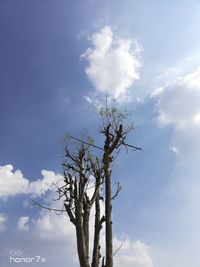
left=1, top=1, right=200, bottom=266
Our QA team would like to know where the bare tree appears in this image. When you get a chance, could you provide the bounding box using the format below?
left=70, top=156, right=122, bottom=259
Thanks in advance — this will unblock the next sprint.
left=99, top=106, right=141, bottom=267
left=62, top=142, right=105, bottom=267
left=33, top=104, right=141, bottom=267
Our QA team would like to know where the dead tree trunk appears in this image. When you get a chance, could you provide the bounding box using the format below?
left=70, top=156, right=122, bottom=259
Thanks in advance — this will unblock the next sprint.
left=102, top=123, right=123, bottom=267
left=103, top=125, right=113, bottom=267
left=62, top=145, right=103, bottom=267
left=92, top=192, right=105, bottom=267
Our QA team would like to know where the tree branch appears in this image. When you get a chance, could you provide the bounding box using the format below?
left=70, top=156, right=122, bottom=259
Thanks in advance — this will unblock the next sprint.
left=111, top=182, right=121, bottom=200
left=122, top=142, right=142, bottom=151
left=113, top=243, right=123, bottom=256
left=69, top=135, right=104, bottom=151
left=64, top=203, right=76, bottom=225
left=31, top=199, right=65, bottom=214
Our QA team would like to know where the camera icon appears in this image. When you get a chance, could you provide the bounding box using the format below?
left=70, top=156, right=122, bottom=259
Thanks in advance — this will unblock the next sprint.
left=9, top=250, right=22, bottom=257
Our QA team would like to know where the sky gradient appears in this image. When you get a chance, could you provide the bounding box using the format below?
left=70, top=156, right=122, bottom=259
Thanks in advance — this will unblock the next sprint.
left=1, top=1, right=200, bottom=267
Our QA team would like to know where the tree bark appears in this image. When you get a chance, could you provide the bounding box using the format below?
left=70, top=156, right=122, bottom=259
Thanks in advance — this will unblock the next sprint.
left=92, top=193, right=102, bottom=267
left=103, top=126, right=113, bottom=267
left=104, top=157, right=113, bottom=267
left=75, top=202, right=90, bottom=267
left=83, top=206, right=90, bottom=258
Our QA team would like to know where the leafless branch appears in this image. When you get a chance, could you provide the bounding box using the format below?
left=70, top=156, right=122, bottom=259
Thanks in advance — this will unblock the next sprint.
left=31, top=199, right=65, bottom=213
left=69, top=135, right=104, bottom=151
left=111, top=182, right=121, bottom=200
left=113, top=243, right=123, bottom=256
left=122, top=142, right=142, bottom=151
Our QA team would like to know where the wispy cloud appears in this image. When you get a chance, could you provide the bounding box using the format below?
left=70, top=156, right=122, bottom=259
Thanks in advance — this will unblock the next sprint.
left=154, top=67, right=200, bottom=130
left=0, top=213, right=7, bottom=233
left=17, top=216, right=30, bottom=231
left=152, top=66, right=200, bottom=267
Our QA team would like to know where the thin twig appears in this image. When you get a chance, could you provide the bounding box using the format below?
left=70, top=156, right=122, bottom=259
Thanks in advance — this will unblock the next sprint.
left=111, top=182, right=121, bottom=200
left=113, top=243, right=123, bottom=256
left=69, top=135, right=104, bottom=151
left=122, top=142, right=142, bottom=151
left=31, top=199, right=65, bottom=213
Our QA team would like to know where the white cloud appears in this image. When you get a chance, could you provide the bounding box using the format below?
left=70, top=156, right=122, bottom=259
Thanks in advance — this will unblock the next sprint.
left=0, top=164, right=62, bottom=198
left=27, top=170, right=62, bottom=196
left=17, top=216, right=30, bottom=231
left=151, top=86, right=164, bottom=97
left=114, top=238, right=153, bottom=267
left=0, top=213, right=7, bottom=232
left=82, top=26, right=142, bottom=101
left=0, top=212, right=78, bottom=267
left=7, top=183, right=153, bottom=267
left=152, top=66, right=200, bottom=267
left=0, top=163, right=154, bottom=266
left=0, top=165, right=29, bottom=198
left=154, top=67, right=200, bottom=130
left=29, top=210, right=153, bottom=267
left=34, top=212, right=75, bottom=241
left=153, top=68, right=182, bottom=89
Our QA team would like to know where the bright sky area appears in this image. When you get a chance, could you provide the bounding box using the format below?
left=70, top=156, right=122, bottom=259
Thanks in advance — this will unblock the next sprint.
left=1, top=1, right=200, bottom=266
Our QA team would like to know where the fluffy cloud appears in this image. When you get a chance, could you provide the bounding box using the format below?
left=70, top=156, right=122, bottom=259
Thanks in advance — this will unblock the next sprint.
left=0, top=163, right=154, bottom=267
left=34, top=212, right=75, bottom=241
left=17, top=216, right=30, bottom=231
left=82, top=26, right=141, bottom=101
left=0, top=164, right=62, bottom=198
left=15, top=210, right=153, bottom=267
left=33, top=207, right=153, bottom=267
left=27, top=170, right=62, bottom=196
left=154, top=67, right=200, bottom=130
left=0, top=213, right=7, bottom=233
left=0, top=165, right=29, bottom=198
